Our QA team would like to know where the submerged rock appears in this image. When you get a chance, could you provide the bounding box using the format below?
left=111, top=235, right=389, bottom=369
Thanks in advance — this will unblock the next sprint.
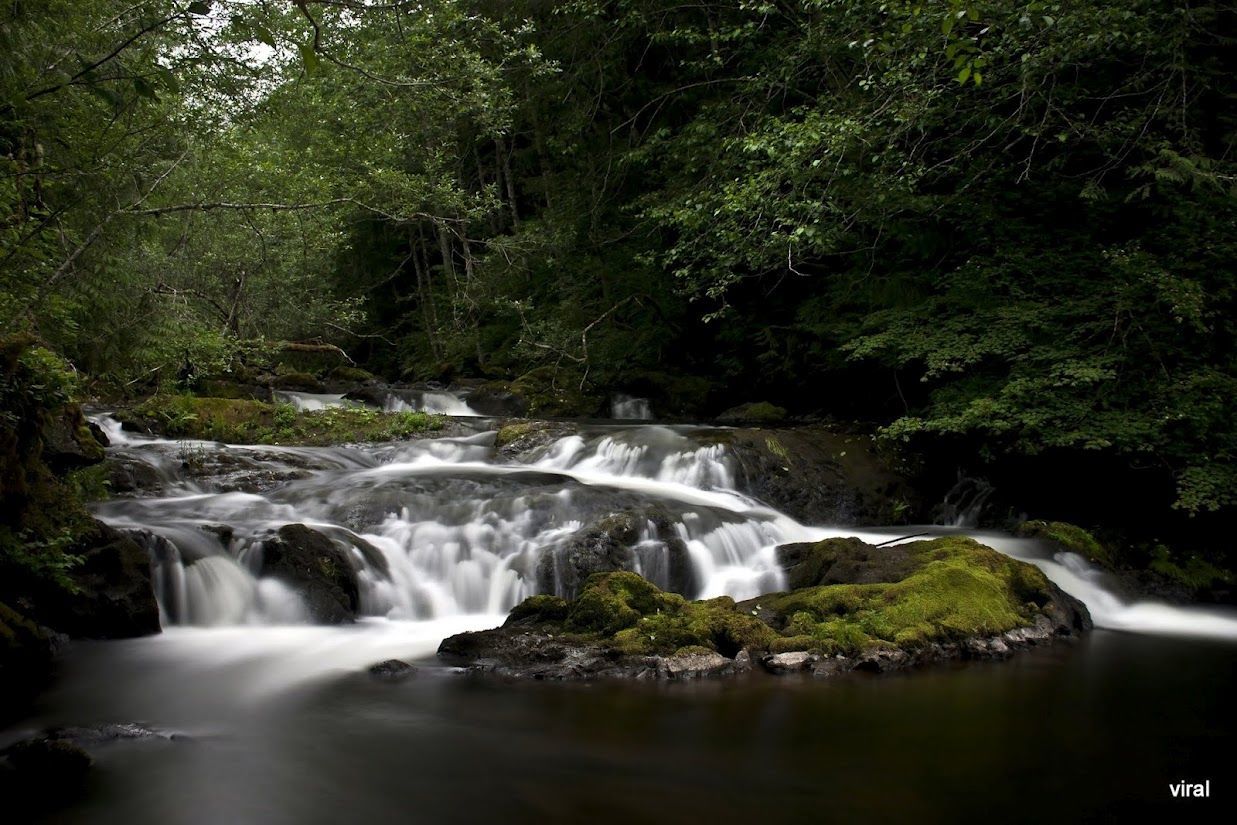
left=368, top=659, right=417, bottom=682
left=258, top=524, right=359, bottom=623
left=0, top=737, right=93, bottom=789
left=440, top=537, right=1091, bottom=681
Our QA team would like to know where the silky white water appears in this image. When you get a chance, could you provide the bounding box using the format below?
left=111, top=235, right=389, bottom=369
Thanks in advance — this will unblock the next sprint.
left=93, top=413, right=1237, bottom=643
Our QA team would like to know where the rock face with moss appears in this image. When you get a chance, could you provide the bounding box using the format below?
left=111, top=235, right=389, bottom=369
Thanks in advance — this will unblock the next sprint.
left=493, top=420, right=578, bottom=460
left=535, top=509, right=696, bottom=599
left=439, top=537, right=1090, bottom=680
left=1, top=338, right=162, bottom=720
left=693, top=427, right=919, bottom=525
left=117, top=394, right=444, bottom=445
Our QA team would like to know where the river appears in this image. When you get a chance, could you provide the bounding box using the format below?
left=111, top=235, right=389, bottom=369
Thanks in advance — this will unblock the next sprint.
left=5, top=392, right=1235, bottom=822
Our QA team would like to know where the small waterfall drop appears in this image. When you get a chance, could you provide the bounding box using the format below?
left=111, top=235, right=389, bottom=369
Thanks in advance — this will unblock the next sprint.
left=611, top=394, right=653, bottom=420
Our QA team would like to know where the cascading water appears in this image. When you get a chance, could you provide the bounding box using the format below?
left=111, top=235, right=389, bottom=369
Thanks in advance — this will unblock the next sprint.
left=91, top=414, right=1237, bottom=642
left=611, top=394, right=653, bottom=420
left=383, top=389, right=481, bottom=416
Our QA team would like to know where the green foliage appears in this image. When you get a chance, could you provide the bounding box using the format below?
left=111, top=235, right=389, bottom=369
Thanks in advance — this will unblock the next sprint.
left=119, top=394, right=443, bottom=445
left=1148, top=545, right=1232, bottom=591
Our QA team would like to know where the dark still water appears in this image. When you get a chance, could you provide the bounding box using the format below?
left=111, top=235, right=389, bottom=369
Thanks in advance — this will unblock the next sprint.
left=9, top=627, right=1234, bottom=824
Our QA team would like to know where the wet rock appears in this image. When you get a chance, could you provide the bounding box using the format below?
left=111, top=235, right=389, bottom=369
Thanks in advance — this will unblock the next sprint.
left=509, top=368, right=603, bottom=418
left=0, top=737, right=93, bottom=788
left=272, top=372, right=325, bottom=393
left=40, top=404, right=105, bottom=474
left=656, top=651, right=733, bottom=679
left=693, top=427, right=919, bottom=525
left=853, top=648, right=910, bottom=673
left=466, top=381, right=528, bottom=417
left=0, top=602, right=57, bottom=722
left=535, top=509, right=695, bottom=599
left=776, top=536, right=920, bottom=589
left=41, top=723, right=177, bottom=746
left=36, top=521, right=161, bottom=639
left=494, top=420, right=578, bottom=461
left=368, top=659, right=417, bottom=682
left=761, top=651, right=818, bottom=674
left=106, top=455, right=167, bottom=495
left=811, top=657, right=851, bottom=679
left=258, top=524, right=359, bottom=623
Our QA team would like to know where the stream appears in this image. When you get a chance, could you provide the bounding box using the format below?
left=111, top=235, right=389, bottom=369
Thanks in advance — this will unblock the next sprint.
left=6, top=391, right=1235, bottom=822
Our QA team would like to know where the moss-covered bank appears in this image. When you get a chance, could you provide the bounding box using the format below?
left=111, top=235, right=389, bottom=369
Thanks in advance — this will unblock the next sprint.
left=118, top=394, right=443, bottom=445
left=1, top=337, right=160, bottom=720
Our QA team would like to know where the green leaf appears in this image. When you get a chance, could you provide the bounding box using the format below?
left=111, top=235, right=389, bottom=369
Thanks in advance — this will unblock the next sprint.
left=252, top=24, right=277, bottom=48
left=957, top=65, right=972, bottom=84
left=157, top=67, right=180, bottom=94
left=299, top=42, right=320, bottom=76
left=133, top=76, right=159, bottom=100
left=187, top=1, right=210, bottom=15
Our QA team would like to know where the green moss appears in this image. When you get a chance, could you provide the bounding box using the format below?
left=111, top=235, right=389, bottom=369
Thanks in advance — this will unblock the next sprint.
left=327, top=366, right=377, bottom=382
left=494, top=421, right=540, bottom=448
left=765, top=435, right=790, bottom=462
left=507, top=594, right=569, bottom=624
left=719, top=401, right=787, bottom=424
left=753, top=536, right=1051, bottom=653
left=65, top=464, right=110, bottom=503
left=119, top=394, right=443, bottom=445
left=1016, top=520, right=1111, bottom=567
left=511, top=367, right=601, bottom=417
left=501, top=536, right=1056, bottom=661
left=1148, top=545, right=1232, bottom=590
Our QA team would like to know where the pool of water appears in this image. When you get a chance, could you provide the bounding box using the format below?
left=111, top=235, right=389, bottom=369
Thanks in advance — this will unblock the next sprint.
left=9, top=627, right=1234, bottom=823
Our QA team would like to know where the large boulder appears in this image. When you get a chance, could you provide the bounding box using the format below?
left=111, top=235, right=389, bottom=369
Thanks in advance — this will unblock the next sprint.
left=39, top=404, right=105, bottom=474
left=510, top=367, right=603, bottom=418
left=716, top=401, right=788, bottom=425
left=466, top=381, right=529, bottom=417
left=493, top=420, right=577, bottom=461
left=34, top=521, right=161, bottom=639
left=694, top=427, right=919, bottom=525
left=776, top=536, right=920, bottom=590
left=0, top=602, right=58, bottom=722
left=258, top=524, right=359, bottom=623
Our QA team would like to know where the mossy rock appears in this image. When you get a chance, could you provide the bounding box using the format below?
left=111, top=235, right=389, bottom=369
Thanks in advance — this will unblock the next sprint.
left=327, top=366, right=377, bottom=383
left=511, top=367, right=603, bottom=418
left=1015, top=520, right=1111, bottom=567
left=195, top=378, right=268, bottom=401
left=753, top=535, right=1065, bottom=655
left=272, top=372, right=325, bottom=393
left=716, top=401, right=788, bottom=425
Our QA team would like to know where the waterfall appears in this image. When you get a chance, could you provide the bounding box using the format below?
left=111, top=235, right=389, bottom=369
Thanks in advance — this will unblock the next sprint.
left=90, top=414, right=1237, bottom=641
left=383, top=390, right=481, bottom=416
left=611, top=394, right=653, bottom=420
